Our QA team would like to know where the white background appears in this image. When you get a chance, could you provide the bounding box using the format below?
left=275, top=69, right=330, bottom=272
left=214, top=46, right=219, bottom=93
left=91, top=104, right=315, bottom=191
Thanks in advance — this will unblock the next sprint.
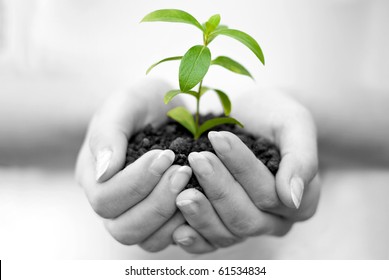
left=0, top=0, right=389, bottom=259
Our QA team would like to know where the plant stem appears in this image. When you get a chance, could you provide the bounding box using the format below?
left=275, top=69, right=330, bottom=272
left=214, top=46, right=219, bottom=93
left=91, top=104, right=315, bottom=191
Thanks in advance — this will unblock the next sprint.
left=195, top=80, right=203, bottom=139
left=203, top=34, right=208, bottom=46
left=194, top=36, right=208, bottom=139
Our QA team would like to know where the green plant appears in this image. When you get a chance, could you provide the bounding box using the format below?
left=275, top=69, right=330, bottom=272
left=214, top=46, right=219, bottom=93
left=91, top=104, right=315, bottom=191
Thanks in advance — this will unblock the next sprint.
left=141, top=9, right=265, bottom=139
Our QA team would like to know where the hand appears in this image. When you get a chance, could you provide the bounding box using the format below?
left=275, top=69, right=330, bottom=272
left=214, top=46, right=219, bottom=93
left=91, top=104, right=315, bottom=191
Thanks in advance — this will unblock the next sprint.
left=172, top=88, right=320, bottom=253
left=75, top=79, right=190, bottom=252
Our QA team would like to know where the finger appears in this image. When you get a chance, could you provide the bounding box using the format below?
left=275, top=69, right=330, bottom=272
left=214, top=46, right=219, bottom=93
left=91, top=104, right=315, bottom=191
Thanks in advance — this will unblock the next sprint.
left=189, top=152, right=292, bottom=237
left=173, top=224, right=216, bottom=254
left=208, top=131, right=309, bottom=219
left=139, top=212, right=186, bottom=252
left=292, top=174, right=321, bottom=221
left=88, top=91, right=146, bottom=183
left=274, top=108, right=318, bottom=209
left=208, top=131, right=278, bottom=210
left=87, top=80, right=173, bottom=183
left=80, top=149, right=175, bottom=219
left=104, top=165, right=192, bottom=245
left=176, top=188, right=241, bottom=248
left=89, top=123, right=128, bottom=183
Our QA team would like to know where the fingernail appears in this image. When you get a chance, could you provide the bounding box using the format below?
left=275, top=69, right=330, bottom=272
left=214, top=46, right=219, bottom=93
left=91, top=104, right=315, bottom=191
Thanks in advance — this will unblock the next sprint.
left=177, top=199, right=197, bottom=216
left=170, top=166, right=192, bottom=193
left=208, top=131, right=231, bottom=154
left=290, top=177, right=304, bottom=209
left=150, top=150, right=175, bottom=176
left=175, top=236, right=194, bottom=246
left=96, top=149, right=112, bottom=182
left=188, top=152, right=213, bottom=175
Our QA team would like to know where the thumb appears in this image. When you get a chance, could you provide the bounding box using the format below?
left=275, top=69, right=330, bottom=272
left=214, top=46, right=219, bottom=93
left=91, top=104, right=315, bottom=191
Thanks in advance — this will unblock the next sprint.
left=89, top=123, right=129, bottom=183
left=85, top=79, right=175, bottom=183
left=274, top=110, right=318, bottom=209
left=276, top=152, right=318, bottom=209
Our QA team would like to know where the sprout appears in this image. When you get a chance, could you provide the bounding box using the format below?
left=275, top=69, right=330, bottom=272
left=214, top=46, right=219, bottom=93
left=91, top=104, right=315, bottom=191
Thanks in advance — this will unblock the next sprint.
left=141, top=9, right=265, bottom=139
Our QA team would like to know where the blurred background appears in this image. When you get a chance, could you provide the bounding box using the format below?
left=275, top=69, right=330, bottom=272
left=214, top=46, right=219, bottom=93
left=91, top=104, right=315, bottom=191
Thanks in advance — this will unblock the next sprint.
left=1, top=0, right=388, bottom=259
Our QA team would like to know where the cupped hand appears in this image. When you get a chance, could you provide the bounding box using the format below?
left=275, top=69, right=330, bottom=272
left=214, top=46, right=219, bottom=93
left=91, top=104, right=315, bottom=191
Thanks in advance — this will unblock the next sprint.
left=172, top=88, right=320, bottom=254
left=75, top=79, right=190, bottom=252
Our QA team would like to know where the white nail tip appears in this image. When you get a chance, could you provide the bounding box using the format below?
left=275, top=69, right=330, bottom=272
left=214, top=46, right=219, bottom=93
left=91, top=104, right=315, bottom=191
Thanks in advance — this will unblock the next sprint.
left=290, top=177, right=304, bottom=209
left=175, top=237, right=194, bottom=246
left=95, top=149, right=112, bottom=181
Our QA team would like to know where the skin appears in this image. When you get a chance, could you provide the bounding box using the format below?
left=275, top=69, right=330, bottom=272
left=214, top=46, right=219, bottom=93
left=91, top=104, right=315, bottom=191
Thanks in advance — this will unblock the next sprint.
left=75, top=79, right=320, bottom=254
left=173, top=89, right=320, bottom=253
left=76, top=79, right=189, bottom=250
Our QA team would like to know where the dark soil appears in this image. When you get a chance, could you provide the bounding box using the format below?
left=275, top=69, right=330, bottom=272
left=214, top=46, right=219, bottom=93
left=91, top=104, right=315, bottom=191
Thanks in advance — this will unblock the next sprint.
left=125, top=114, right=280, bottom=192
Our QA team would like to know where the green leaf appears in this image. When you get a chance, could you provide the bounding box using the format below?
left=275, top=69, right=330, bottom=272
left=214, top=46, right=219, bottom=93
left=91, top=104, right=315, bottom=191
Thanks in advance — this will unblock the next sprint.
left=207, top=25, right=228, bottom=43
left=199, top=86, right=231, bottom=115
left=167, top=107, right=196, bottom=137
left=179, top=45, right=211, bottom=92
left=141, top=9, right=203, bottom=31
left=164, top=90, right=181, bottom=104
left=211, top=56, right=253, bottom=78
left=146, top=56, right=182, bottom=74
left=205, top=14, right=221, bottom=34
left=164, top=89, right=197, bottom=104
left=214, top=89, right=232, bottom=116
left=197, top=117, right=244, bottom=138
left=211, top=28, right=265, bottom=65
left=216, top=24, right=228, bottom=31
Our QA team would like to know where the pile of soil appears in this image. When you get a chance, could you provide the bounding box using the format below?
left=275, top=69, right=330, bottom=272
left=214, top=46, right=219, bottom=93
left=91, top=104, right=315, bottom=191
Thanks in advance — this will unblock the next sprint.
left=125, top=114, right=280, bottom=192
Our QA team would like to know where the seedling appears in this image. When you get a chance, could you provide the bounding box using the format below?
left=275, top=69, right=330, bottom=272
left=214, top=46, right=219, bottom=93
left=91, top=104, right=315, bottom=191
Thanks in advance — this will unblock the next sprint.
left=141, top=9, right=265, bottom=139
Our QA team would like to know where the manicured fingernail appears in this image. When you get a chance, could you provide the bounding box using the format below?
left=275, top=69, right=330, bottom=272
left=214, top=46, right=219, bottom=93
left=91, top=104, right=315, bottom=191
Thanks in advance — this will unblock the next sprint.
left=175, top=237, right=194, bottom=246
left=290, top=177, right=304, bottom=209
left=170, top=166, right=192, bottom=193
left=150, top=150, right=175, bottom=175
left=208, top=131, right=231, bottom=154
left=96, top=149, right=112, bottom=182
left=188, top=152, right=213, bottom=175
left=177, top=199, right=197, bottom=216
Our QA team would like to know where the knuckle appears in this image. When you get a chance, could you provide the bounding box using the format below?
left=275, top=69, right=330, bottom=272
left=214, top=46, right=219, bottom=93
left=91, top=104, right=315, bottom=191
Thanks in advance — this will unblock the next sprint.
left=150, top=204, right=176, bottom=221
left=128, top=181, right=150, bottom=201
left=88, top=190, right=115, bottom=219
left=214, top=237, right=240, bottom=248
left=254, top=195, right=280, bottom=210
left=228, top=217, right=263, bottom=237
left=190, top=218, right=210, bottom=231
left=230, top=164, right=249, bottom=178
left=207, top=188, right=229, bottom=205
left=104, top=220, right=140, bottom=246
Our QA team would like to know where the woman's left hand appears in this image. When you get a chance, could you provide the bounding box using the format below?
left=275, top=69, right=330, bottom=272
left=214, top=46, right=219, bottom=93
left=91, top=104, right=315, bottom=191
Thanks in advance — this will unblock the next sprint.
left=172, top=88, right=321, bottom=254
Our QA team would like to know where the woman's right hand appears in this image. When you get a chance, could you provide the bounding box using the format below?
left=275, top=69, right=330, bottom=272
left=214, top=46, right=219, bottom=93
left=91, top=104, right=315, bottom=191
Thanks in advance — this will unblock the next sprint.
left=75, top=79, right=190, bottom=252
